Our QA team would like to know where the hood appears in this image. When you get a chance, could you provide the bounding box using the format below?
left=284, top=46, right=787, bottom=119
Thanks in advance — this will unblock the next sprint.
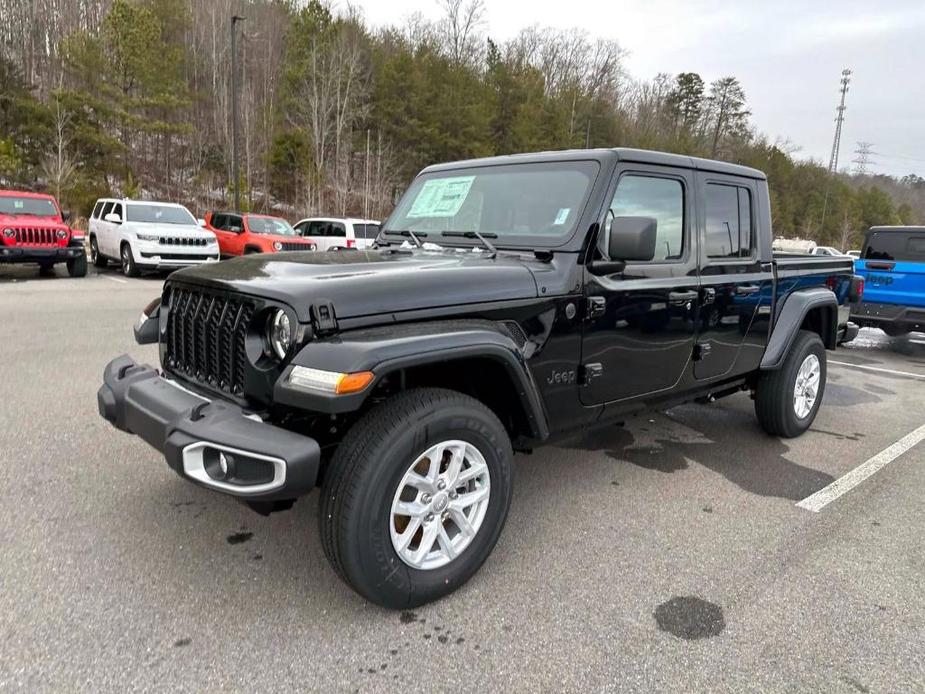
left=0, top=213, right=66, bottom=229
left=169, top=249, right=540, bottom=321
left=127, top=222, right=212, bottom=237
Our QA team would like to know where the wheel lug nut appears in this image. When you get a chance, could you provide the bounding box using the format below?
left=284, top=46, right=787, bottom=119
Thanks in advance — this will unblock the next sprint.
left=449, top=491, right=457, bottom=499
left=421, top=493, right=431, bottom=504
left=437, top=480, right=446, bottom=490
left=424, top=513, right=434, bottom=523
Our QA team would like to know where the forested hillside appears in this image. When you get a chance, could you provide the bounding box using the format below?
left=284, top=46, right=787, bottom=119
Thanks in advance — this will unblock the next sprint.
left=2, top=0, right=924, bottom=248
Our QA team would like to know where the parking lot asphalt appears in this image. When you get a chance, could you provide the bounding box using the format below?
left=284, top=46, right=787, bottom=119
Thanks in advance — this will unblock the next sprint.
left=2, top=263, right=924, bottom=693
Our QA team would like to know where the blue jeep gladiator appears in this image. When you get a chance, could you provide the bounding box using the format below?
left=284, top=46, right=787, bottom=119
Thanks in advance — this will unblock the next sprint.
left=98, top=148, right=859, bottom=608
left=851, top=226, right=925, bottom=336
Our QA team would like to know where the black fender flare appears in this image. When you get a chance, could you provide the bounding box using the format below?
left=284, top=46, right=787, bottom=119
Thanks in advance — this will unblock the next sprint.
left=761, top=287, right=838, bottom=369
left=274, top=320, right=549, bottom=440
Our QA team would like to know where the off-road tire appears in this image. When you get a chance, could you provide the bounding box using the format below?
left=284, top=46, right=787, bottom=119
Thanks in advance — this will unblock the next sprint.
left=120, top=242, right=139, bottom=277
left=67, top=253, right=87, bottom=278
left=319, top=388, right=513, bottom=608
left=90, top=236, right=108, bottom=268
left=755, top=329, right=826, bottom=438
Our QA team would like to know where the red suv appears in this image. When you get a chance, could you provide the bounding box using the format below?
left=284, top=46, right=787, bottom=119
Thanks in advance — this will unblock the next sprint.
left=204, top=212, right=316, bottom=257
left=0, top=190, right=86, bottom=277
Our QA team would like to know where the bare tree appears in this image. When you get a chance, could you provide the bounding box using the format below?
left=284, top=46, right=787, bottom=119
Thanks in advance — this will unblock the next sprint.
left=40, top=94, right=77, bottom=199
left=438, top=0, right=486, bottom=66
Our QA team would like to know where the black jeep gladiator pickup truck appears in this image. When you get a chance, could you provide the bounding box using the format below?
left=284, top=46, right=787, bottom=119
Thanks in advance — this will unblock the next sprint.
left=98, top=148, right=860, bottom=608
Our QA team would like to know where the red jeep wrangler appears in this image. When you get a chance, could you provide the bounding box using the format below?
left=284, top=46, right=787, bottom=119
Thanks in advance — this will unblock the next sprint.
left=0, top=190, right=87, bottom=277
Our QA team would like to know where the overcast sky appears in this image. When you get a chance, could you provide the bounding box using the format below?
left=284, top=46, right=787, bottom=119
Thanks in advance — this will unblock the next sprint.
left=352, top=0, right=925, bottom=178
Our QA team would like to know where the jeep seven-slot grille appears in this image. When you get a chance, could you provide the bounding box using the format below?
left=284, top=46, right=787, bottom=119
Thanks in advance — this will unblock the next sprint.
left=165, top=287, right=254, bottom=395
left=14, top=228, right=60, bottom=245
left=279, top=241, right=314, bottom=251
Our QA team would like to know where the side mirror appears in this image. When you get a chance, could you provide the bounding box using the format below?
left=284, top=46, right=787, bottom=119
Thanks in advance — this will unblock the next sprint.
left=609, top=216, right=658, bottom=261
left=198, top=218, right=206, bottom=227
left=104, top=212, right=121, bottom=223
left=589, top=215, right=658, bottom=276
left=61, top=210, right=71, bottom=222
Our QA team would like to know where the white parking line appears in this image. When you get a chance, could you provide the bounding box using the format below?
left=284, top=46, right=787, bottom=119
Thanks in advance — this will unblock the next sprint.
left=103, top=276, right=127, bottom=284
left=796, top=423, right=925, bottom=512
left=829, top=360, right=925, bottom=381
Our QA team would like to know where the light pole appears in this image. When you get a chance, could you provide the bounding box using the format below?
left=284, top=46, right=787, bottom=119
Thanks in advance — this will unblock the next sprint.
left=231, top=15, right=246, bottom=212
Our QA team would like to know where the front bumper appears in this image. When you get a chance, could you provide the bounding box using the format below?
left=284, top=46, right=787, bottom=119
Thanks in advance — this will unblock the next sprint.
left=97, top=355, right=320, bottom=501
left=850, top=301, right=925, bottom=333
left=0, top=246, right=84, bottom=264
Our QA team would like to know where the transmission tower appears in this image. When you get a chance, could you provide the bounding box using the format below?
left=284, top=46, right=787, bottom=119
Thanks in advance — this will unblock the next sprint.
left=827, top=69, right=852, bottom=174
left=852, top=141, right=875, bottom=175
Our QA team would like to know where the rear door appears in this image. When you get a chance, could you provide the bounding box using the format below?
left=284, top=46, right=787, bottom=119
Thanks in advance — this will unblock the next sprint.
left=580, top=165, right=700, bottom=405
left=856, top=228, right=925, bottom=309
left=693, top=173, right=772, bottom=379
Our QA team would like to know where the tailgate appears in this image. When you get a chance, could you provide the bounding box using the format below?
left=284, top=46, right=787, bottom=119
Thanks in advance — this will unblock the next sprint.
left=855, top=259, right=925, bottom=308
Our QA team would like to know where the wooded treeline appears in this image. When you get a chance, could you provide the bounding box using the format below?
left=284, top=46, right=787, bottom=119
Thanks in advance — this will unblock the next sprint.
left=2, top=0, right=923, bottom=248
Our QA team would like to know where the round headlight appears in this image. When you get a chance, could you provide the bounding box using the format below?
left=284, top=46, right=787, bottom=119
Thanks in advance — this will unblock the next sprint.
left=266, top=309, right=292, bottom=360
left=56, top=229, right=68, bottom=239
left=273, top=241, right=283, bottom=251
left=2, top=228, right=14, bottom=238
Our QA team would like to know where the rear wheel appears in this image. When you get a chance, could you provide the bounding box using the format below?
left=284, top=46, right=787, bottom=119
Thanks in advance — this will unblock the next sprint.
left=755, top=330, right=826, bottom=438
left=90, top=236, right=108, bottom=268
left=320, top=388, right=513, bottom=608
left=120, top=243, right=139, bottom=277
left=67, top=253, right=87, bottom=277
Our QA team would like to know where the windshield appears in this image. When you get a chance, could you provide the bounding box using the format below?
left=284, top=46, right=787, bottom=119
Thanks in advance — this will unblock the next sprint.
left=126, top=204, right=196, bottom=225
left=383, top=161, right=600, bottom=247
left=0, top=195, right=58, bottom=217
left=248, top=216, right=296, bottom=236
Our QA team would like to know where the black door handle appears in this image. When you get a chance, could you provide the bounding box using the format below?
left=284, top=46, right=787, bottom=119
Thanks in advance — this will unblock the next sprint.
left=668, top=290, right=698, bottom=305
left=735, top=285, right=760, bottom=296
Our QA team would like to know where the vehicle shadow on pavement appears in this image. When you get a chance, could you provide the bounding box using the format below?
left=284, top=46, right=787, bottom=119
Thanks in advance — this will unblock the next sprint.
left=559, top=406, right=836, bottom=501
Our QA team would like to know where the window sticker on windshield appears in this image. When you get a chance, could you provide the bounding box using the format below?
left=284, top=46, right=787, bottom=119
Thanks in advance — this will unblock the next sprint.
left=553, top=208, right=570, bottom=225
left=407, top=176, right=476, bottom=218
left=14, top=200, right=23, bottom=209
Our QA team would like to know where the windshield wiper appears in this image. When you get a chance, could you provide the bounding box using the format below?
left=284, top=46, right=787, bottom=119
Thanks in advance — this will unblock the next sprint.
left=441, top=231, right=498, bottom=258
left=383, top=229, right=426, bottom=248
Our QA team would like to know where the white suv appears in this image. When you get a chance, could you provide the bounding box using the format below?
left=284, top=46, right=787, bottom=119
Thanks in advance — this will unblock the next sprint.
left=88, top=198, right=219, bottom=276
left=292, top=217, right=380, bottom=251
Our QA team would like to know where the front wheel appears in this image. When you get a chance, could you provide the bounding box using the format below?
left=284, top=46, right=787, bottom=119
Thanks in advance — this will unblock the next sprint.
left=320, top=388, right=513, bottom=608
left=120, top=243, right=139, bottom=277
left=67, top=253, right=87, bottom=277
left=755, top=329, right=827, bottom=438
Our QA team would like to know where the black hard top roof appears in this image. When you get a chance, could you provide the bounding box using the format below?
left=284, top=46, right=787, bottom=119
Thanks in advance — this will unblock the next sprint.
left=868, top=226, right=925, bottom=233
left=421, top=147, right=766, bottom=180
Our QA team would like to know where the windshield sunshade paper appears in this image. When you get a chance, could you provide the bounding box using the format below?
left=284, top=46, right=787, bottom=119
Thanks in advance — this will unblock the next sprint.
left=406, top=176, right=476, bottom=218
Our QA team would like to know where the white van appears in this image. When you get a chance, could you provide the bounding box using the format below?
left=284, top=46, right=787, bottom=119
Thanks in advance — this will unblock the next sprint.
left=292, top=217, right=381, bottom=251
left=88, top=198, right=219, bottom=276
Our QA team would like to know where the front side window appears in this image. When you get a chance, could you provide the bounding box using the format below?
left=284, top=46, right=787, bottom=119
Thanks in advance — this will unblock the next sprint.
left=92, top=201, right=103, bottom=219
left=705, top=183, right=753, bottom=259
left=125, top=204, right=196, bottom=225
left=384, top=161, right=600, bottom=247
left=111, top=203, right=123, bottom=222
left=0, top=195, right=58, bottom=217
left=606, top=175, right=684, bottom=262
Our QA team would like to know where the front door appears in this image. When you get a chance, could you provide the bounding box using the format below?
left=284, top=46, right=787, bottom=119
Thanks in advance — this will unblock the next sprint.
left=580, top=166, right=700, bottom=405
left=693, top=173, right=771, bottom=379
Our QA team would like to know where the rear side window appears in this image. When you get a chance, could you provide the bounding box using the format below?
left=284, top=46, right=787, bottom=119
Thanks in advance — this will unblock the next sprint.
left=863, top=231, right=925, bottom=262
left=100, top=201, right=114, bottom=218
left=327, top=222, right=346, bottom=237
left=354, top=223, right=381, bottom=240
left=705, top=183, right=752, bottom=259
left=227, top=215, right=243, bottom=232
left=608, top=175, right=684, bottom=262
